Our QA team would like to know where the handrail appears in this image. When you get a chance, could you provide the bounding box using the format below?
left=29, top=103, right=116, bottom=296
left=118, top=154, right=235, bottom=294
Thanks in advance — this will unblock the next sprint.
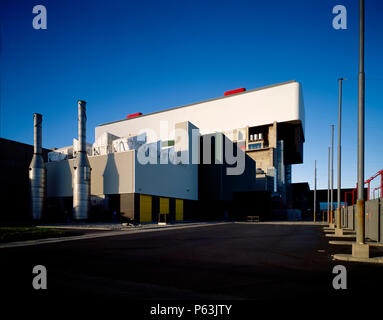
left=344, top=169, right=383, bottom=205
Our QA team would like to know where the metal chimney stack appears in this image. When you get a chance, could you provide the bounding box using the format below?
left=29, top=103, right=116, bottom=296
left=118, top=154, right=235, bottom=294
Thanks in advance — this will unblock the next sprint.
left=29, top=113, right=46, bottom=220
left=73, top=100, right=91, bottom=220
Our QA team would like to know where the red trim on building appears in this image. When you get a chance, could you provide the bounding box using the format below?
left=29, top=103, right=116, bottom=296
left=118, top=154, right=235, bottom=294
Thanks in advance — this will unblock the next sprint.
left=224, top=88, right=246, bottom=96
left=127, top=112, right=143, bottom=119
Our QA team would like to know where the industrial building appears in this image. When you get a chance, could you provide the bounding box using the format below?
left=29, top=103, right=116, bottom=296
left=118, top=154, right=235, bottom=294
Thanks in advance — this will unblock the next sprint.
left=29, top=80, right=305, bottom=223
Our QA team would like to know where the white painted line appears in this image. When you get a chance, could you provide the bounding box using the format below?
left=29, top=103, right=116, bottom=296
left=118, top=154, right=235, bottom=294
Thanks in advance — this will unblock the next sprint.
left=234, top=221, right=327, bottom=226
left=325, top=233, right=355, bottom=238
left=329, top=240, right=383, bottom=247
left=0, top=222, right=231, bottom=249
left=333, top=254, right=383, bottom=264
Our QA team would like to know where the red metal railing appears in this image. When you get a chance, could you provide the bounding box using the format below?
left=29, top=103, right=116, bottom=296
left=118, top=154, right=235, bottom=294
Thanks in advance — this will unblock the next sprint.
left=366, top=169, right=383, bottom=201
left=345, top=169, right=383, bottom=205
left=372, top=187, right=382, bottom=199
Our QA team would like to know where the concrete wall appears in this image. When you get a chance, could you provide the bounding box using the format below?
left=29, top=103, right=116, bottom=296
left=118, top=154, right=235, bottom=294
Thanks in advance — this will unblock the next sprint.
left=134, top=161, right=198, bottom=201
left=247, top=148, right=274, bottom=173
left=269, top=122, right=278, bottom=149
left=46, top=150, right=135, bottom=197
left=343, top=200, right=382, bottom=243
left=120, top=193, right=135, bottom=220
left=365, top=199, right=380, bottom=242
left=93, top=151, right=135, bottom=195
left=46, top=159, right=74, bottom=197
left=47, top=148, right=198, bottom=201
left=95, top=81, right=305, bottom=143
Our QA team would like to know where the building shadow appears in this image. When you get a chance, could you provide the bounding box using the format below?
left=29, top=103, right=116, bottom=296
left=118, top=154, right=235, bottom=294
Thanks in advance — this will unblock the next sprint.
left=102, top=153, right=119, bottom=221
left=198, top=133, right=257, bottom=220
left=46, top=159, right=72, bottom=222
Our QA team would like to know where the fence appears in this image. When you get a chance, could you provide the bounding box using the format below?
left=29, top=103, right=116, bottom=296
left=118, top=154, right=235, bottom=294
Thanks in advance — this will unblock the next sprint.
left=345, top=169, right=383, bottom=206
left=341, top=197, right=383, bottom=243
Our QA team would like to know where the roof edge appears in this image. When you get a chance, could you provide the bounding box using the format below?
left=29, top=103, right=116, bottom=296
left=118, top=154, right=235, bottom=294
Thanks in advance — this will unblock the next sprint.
left=97, top=80, right=297, bottom=128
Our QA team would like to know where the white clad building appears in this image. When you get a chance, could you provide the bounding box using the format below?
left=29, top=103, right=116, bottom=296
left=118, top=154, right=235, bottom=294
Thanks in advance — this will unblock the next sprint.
left=46, top=80, right=305, bottom=222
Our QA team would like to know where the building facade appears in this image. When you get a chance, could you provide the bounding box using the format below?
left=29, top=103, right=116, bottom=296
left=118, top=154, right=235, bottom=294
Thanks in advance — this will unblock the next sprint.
left=44, top=80, right=305, bottom=222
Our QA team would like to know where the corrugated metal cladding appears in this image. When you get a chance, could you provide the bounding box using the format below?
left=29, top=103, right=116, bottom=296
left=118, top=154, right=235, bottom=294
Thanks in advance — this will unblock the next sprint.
left=175, top=199, right=183, bottom=221
left=140, top=194, right=152, bottom=222
left=160, top=197, right=169, bottom=214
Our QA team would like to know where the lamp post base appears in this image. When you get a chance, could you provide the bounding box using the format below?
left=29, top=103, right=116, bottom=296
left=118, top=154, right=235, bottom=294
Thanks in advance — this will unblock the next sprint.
left=352, top=243, right=370, bottom=259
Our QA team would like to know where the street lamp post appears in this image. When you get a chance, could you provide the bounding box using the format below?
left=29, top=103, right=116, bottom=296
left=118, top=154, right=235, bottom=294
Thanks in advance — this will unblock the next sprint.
left=314, top=160, right=317, bottom=223
left=333, top=0, right=372, bottom=261
left=356, top=0, right=365, bottom=246
left=330, top=124, right=334, bottom=227
left=336, top=78, right=345, bottom=234
left=327, top=147, right=330, bottom=223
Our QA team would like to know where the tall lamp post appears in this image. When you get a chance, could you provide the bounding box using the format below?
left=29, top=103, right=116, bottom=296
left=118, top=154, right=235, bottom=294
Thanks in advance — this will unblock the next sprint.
left=333, top=0, right=375, bottom=262
left=336, top=78, right=346, bottom=235
left=314, top=160, right=317, bottom=223
left=330, top=124, right=334, bottom=227
left=354, top=0, right=367, bottom=257
left=327, top=147, right=330, bottom=223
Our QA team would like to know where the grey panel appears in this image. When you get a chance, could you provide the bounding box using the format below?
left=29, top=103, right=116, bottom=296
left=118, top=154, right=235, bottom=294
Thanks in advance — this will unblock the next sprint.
left=120, top=193, right=135, bottom=220
left=380, top=198, right=383, bottom=243
left=365, top=199, right=379, bottom=242
left=365, top=202, right=369, bottom=237
left=344, top=207, right=348, bottom=228
left=348, top=206, right=355, bottom=230
left=46, top=151, right=135, bottom=198
left=341, top=207, right=346, bottom=228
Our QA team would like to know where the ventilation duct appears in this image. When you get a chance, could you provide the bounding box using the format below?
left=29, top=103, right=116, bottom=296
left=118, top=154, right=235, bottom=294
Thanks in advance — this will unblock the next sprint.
left=73, top=100, right=91, bottom=220
left=29, top=113, right=46, bottom=220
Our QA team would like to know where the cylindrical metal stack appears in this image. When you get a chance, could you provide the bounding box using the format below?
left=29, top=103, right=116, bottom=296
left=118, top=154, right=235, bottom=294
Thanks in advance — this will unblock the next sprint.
left=29, top=113, right=46, bottom=220
left=73, top=100, right=91, bottom=220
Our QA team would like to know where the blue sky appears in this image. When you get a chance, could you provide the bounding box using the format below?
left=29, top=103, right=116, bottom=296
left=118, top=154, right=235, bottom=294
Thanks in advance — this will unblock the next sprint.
left=0, top=0, right=382, bottom=190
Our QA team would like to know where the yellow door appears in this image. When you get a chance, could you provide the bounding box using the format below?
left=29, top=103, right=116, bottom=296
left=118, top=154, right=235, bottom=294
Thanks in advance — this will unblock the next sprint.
left=140, top=195, right=152, bottom=222
left=159, top=197, right=169, bottom=214
left=175, top=199, right=183, bottom=221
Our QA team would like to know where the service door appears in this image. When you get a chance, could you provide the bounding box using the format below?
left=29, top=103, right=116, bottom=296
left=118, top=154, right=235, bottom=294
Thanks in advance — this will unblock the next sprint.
left=159, top=197, right=169, bottom=215
left=175, top=199, right=183, bottom=221
left=140, top=195, right=152, bottom=223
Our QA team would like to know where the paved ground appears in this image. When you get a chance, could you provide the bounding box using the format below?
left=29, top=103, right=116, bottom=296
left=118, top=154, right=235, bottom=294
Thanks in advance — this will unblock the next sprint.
left=1, top=223, right=383, bottom=313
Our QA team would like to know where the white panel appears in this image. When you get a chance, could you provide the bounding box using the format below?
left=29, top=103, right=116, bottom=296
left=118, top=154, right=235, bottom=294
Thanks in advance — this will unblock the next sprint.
left=95, top=81, right=304, bottom=143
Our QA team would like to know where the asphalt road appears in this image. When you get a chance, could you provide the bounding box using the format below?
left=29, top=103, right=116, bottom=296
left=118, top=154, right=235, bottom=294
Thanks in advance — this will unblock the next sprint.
left=1, top=223, right=383, bottom=313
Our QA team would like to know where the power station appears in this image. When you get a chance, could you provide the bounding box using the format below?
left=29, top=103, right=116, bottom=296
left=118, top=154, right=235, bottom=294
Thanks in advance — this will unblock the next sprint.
left=28, top=80, right=305, bottom=222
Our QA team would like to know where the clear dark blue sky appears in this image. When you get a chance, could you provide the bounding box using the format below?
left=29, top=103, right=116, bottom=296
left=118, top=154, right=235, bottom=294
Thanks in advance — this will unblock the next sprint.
left=0, top=0, right=382, bottom=190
